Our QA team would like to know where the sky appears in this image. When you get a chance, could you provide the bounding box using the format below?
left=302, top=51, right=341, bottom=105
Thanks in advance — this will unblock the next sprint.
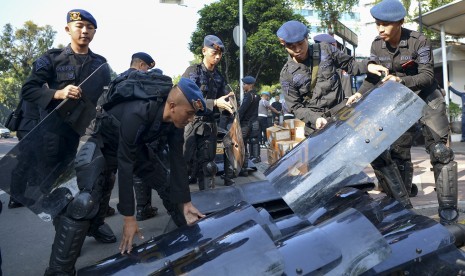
left=0, top=0, right=217, bottom=77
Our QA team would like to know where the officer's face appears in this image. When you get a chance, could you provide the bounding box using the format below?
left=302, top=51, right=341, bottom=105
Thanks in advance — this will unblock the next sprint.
left=169, top=90, right=196, bottom=128
left=281, top=38, right=309, bottom=63
left=66, top=21, right=96, bottom=47
left=203, top=47, right=223, bottom=68
left=375, top=20, right=403, bottom=44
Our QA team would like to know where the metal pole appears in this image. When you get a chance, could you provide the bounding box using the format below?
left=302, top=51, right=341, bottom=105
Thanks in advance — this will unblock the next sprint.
left=441, top=24, right=449, bottom=106
left=418, top=0, right=423, bottom=33
left=239, top=0, right=244, bottom=103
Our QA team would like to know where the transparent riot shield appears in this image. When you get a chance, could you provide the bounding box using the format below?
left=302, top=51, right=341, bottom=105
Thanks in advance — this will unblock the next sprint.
left=265, top=81, right=426, bottom=218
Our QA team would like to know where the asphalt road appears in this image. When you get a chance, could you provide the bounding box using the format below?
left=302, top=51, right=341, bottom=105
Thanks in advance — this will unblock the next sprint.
left=0, top=136, right=176, bottom=275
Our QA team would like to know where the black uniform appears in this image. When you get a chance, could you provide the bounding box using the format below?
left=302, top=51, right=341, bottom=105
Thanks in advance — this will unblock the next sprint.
left=359, top=28, right=458, bottom=224
left=280, top=42, right=368, bottom=135
left=182, top=63, right=233, bottom=189
left=238, top=88, right=261, bottom=169
left=20, top=44, right=112, bottom=275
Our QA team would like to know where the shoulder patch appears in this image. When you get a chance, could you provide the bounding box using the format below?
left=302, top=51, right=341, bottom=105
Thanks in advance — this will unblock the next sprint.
left=35, top=56, right=51, bottom=72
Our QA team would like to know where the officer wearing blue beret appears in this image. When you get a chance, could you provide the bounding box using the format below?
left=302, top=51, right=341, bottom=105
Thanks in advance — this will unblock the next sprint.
left=238, top=76, right=261, bottom=173
left=347, top=0, right=459, bottom=225
left=131, top=52, right=155, bottom=70
left=76, top=75, right=206, bottom=258
left=182, top=35, right=235, bottom=190
left=19, top=8, right=112, bottom=275
left=313, top=33, right=337, bottom=45
left=67, top=9, right=98, bottom=28
left=276, top=20, right=388, bottom=135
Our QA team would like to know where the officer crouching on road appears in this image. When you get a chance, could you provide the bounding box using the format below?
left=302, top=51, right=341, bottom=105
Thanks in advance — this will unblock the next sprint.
left=45, top=77, right=206, bottom=275
left=348, top=0, right=459, bottom=225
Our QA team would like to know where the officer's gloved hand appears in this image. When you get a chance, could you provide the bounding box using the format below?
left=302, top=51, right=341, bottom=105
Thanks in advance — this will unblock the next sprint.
left=347, top=92, right=362, bottom=106
left=215, top=92, right=235, bottom=114
left=367, top=63, right=389, bottom=77
left=315, top=117, right=327, bottom=130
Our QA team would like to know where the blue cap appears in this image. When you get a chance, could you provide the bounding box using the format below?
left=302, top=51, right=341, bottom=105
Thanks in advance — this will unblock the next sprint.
left=203, top=35, right=224, bottom=52
left=132, top=52, right=155, bottom=68
left=67, top=9, right=97, bottom=28
left=313, top=34, right=336, bottom=44
left=177, top=78, right=206, bottom=115
left=242, top=76, right=256, bottom=84
left=276, top=20, right=309, bottom=43
left=261, top=91, right=271, bottom=97
left=370, top=0, right=406, bottom=22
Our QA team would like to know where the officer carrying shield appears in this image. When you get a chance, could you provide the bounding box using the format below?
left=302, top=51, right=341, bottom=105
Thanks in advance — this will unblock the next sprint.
left=348, top=0, right=459, bottom=225
left=276, top=20, right=388, bottom=135
left=182, top=35, right=235, bottom=190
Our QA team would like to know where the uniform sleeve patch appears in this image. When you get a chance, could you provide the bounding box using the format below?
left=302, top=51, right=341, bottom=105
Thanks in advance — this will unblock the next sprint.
left=35, top=56, right=51, bottom=72
left=418, top=46, right=431, bottom=64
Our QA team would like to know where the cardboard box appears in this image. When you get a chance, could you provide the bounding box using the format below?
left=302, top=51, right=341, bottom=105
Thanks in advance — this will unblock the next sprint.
left=283, top=119, right=306, bottom=140
left=267, top=148, right=279, bottom=165
left=277, top=140, right=295, bottom=157
left=266, top=126, right=291, bottom=149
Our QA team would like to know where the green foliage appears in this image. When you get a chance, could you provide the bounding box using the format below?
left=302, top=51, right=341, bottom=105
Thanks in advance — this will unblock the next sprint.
left=302, top=0, right=359, bottom=31
left=448, top=101, right=461, bottom=121
left=0, top=21, right=56, bottom=110
left=190, top=0, right=305, bottom=86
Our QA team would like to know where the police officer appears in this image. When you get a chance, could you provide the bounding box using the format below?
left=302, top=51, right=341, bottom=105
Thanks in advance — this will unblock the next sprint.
left=277, top=20, right=388, bottom=136
left=313, top=33, right=355, bottom=99
left=238, top=76, right=261, bottom=175
left=46, top=76, right=206, bottom=274
left=19, top=9, right=117, bottom=275
left=258, top=91, right=279, bottom=149
left=348, top=0, right=459, bottom=224
left=182, top=35, right=235, bottom=190
left=116, top=52, right=161, bottom=222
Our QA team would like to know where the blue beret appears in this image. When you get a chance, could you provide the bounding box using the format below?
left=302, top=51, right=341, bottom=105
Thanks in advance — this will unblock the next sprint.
left=261, top=91, right=271, bottom=97
left=276, top=20, right=309, bottom=43
left=370, top=0, right=406, bottom=22
left=313, top=34, right=336, bottom=44
left=132, top=52, right=155, bottom=69
left=242, top=76, right=256, bottom=84
left=204, top=35, right=224, bottom=52
left=67, top=9, right=97, bottom=29
left=177, top=78, right=206, bottom=115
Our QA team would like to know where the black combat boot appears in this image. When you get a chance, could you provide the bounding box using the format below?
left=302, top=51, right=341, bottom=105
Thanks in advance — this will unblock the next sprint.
left=136, top=204, right=159, bottom=221
left=8, top=197, right=24, bottom=209
left=223, top=157, right=235, bottom=186
left=87, top=177, right=116, bottom=244
left=239, top=153, right=249, bottom=177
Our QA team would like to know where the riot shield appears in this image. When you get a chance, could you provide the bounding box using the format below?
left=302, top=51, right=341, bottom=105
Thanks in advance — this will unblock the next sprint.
left=265, top=81, right=426, bottom=218
left=222, top=94, right=245, bottom=176
left=0, top=64, right=108, bottom=221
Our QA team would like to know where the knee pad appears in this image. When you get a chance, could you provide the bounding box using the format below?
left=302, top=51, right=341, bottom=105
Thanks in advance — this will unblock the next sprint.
left=429, top=143, right=454, bottom=165
left=66, top=191, right=98, bottom=220
left=75, top=140, right=106, bottom=191
left=250, top=137, right=259, bottom=145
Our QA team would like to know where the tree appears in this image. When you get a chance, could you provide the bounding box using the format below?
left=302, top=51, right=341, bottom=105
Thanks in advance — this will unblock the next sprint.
left=292, top=0, right=359, bottom=32
left=189, top=0, right=305, bottom=90
left=0, top=21, right=56, bottom=110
